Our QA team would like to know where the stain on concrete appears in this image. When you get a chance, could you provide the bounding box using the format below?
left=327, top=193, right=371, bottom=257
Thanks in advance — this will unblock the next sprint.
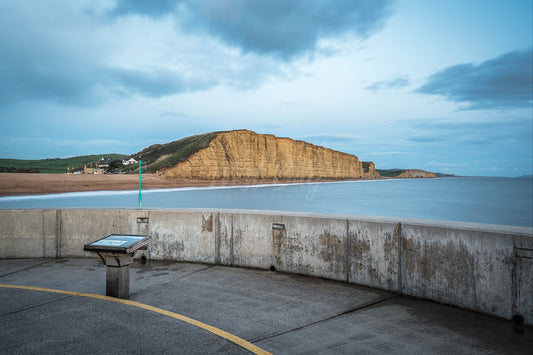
left=319, top=232, right=342, bottom=263
left=272, top=226, right=286, bottom=268
left=202, top=214, right=213, bottom=232
left=273, top=227, right=305, bottom=272
left=403, top=230, right=477, bottom=302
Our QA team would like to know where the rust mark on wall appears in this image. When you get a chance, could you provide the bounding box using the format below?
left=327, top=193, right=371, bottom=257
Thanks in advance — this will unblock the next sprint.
left=272, top=224, right=307, bottom=271
left=351, top=231, right=371, bottom=260
left=403, top=232, right=477, bottom=300
left=272, top=224, right=286, bottom=268
left=202, top=214, right=213, bottom=232
left=319, top=231, right=344, bottom=265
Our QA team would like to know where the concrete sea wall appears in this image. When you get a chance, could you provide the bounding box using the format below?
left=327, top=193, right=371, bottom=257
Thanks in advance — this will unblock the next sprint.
left=1, top=209, right=532, bottom=325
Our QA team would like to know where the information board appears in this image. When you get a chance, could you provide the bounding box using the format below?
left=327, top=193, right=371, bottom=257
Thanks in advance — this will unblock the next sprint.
left=84, top=234, right=151, bottom=254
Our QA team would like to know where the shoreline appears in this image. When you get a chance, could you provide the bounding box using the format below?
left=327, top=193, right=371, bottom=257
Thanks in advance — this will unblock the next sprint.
left=0, top=173, right=373, bottom=197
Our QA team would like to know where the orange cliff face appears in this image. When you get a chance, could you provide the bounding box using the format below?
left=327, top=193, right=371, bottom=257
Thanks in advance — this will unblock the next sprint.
left=396, top=169, right=436, bottom=178
left=159, top=130, right=380, bottom=180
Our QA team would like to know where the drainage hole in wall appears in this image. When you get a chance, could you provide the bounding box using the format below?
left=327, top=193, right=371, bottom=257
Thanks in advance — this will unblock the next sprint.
left=269, top=265, right=276, bottom=272
left=512, top=314, right=524, bottom=325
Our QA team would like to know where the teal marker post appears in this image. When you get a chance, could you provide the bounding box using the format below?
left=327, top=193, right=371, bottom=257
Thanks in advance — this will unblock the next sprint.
left=138, top=160, right=146, bottom=208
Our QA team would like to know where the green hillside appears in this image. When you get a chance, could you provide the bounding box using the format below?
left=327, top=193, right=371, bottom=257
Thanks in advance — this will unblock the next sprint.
left=130, top=131, right=220, bottom=173
left=0, top=154, right=128, bottom=174
left=0, top=131, right=220, bottom=174
left=376, top=169, right=407, bottom=177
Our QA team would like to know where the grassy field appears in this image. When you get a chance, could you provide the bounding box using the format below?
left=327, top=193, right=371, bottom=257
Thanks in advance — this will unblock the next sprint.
left=0, top=132, right=220, bottom=174
left=376, top=169, right=407, bottom=177
left=0, top=154, right=129, bottom=174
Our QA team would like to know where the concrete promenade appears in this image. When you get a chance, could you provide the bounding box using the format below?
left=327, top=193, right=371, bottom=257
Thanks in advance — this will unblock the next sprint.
left=1, top=258, right=532, bottom=354
left=2, top=209, right=532, bottom=325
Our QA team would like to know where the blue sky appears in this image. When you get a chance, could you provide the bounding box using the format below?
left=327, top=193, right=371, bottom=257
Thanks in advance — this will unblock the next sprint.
left=0, top=0, right=531, bottom=177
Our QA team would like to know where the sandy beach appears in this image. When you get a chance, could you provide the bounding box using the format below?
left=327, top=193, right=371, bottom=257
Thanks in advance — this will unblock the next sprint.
left=0, top=173, right=338, bottom=197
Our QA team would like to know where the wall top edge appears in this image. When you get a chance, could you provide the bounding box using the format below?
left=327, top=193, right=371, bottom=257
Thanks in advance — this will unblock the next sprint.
left=1, top=208, right=532, bottom=236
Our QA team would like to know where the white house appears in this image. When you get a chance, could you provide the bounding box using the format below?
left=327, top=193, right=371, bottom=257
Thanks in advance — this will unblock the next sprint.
left=122, top=158, right=138, bottom=166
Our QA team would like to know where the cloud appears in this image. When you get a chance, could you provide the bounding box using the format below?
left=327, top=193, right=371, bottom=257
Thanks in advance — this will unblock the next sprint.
left=0, top=1, right=395, bottom=106
left=415, top=48, right=533, bottom=110
left=0, top=1, right=288, bottom=105
left=108, top=67, right=215, bottom=98
left=114, top=0, right=394, bottom=60
left=111, top=0, right=179, bottom=17
left=365, top=76, right=410, bottom=92
left=404, top=117, right=532, bottom=145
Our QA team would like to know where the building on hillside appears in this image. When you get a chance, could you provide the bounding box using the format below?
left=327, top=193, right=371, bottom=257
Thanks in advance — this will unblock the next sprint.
left=122, top=158, right=138, bottom=166
left=98, top=157, right=114, bottom=168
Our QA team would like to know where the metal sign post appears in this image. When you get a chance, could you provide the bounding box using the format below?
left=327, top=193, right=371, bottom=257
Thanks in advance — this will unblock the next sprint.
left=138, top=160, right=146, bottom=208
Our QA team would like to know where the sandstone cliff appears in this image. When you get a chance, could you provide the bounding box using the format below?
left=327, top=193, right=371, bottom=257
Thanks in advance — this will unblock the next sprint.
left=159, top=130, right=379, bottom=180
left=396, top=169, right=436, bottom=178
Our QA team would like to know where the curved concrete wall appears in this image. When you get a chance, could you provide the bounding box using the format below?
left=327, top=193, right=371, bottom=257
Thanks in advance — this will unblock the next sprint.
left=1, top=209, right=532, bottom=325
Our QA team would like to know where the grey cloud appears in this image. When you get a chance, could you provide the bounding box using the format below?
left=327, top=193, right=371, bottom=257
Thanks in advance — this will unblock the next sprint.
left=405, top=117, right=531, bottom=145
left=111, top=0, right=180, bottom=17
left=0, top=2, right=217, bottom=105
left=0, top=0, right=394, bottom=106
left=365, top=76, right=410, bottom=92
left=114, top=0, right=394, bottom=60
left=0, top=2, right=102, bottom=105
left=415, top=49, right=533, bottom=110
left=108, top=67, right=215, bottom=98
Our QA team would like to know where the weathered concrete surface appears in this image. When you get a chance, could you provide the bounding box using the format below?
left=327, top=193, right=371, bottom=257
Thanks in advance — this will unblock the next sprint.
left=0, top=210, right=56, bottom=258
left=1, top=259, right=532, bottom=354
left=59, top=209, right=144, bottom=257
left=147, top=210, right=216, bottom=263
left=0, top=209, right=532, bottom=325
left=515, top=234, right=533, bottom=325
left=401, top=222, right=517, bottom=320
left=348, top=220, right=399, bottom=290
left=274, top=215, right=348, bottom=281
left=224, top=212, right=278, bottom=269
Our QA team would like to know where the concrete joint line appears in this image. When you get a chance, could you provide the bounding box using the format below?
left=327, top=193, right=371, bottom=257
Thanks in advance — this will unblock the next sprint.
left=345, top=219, right=351, bottom=283
left=0, top=294, right=73, bottom=319
left=55, top=210, right=62, bottom=259
left=41, top=212, right=46, bottom=258
left=251, top=295, right=398, bottom=343
left=511, top=236, right=518, bottom=316
left=215, top=212, right=221, bottom=265
left=396, top=222, right=402, bottom=295
left=0, top=259, right=54, bottom=278
left=177, top=265, right=216, bottom=280
left=230, top=214, right=234, bottom=266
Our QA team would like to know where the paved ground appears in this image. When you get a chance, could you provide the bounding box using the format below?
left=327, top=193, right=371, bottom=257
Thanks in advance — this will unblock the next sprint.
left=1, top=258, right=532, bottom=354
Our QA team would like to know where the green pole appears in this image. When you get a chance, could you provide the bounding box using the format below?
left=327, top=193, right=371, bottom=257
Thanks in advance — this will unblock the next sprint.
left=138, top=160, right=146, bottom=208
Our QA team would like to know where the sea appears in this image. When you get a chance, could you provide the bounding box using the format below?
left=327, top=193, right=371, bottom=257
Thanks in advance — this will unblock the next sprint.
left=0, top=177, right=532, bottom=227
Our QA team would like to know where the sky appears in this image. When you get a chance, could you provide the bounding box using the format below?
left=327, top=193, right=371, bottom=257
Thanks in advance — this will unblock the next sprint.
left=0, top=0, right=532, bottom=177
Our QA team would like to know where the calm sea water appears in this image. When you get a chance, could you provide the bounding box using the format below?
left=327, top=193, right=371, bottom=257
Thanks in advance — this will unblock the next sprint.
left=0, top=177, right=532, bottom=227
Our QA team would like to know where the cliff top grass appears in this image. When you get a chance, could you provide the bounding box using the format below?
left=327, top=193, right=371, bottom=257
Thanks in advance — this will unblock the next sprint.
left=132, top=131, right=221, bottom=173
left=376, top=169, right=407, bottom=177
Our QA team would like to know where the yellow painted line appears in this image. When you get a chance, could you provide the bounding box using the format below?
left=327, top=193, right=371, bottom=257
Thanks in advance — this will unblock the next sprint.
left=0, top=284, right=272, bottom=355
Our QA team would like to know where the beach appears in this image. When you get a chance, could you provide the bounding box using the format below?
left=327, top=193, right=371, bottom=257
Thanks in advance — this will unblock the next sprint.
left=0, top=173, right=334, bottom=197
